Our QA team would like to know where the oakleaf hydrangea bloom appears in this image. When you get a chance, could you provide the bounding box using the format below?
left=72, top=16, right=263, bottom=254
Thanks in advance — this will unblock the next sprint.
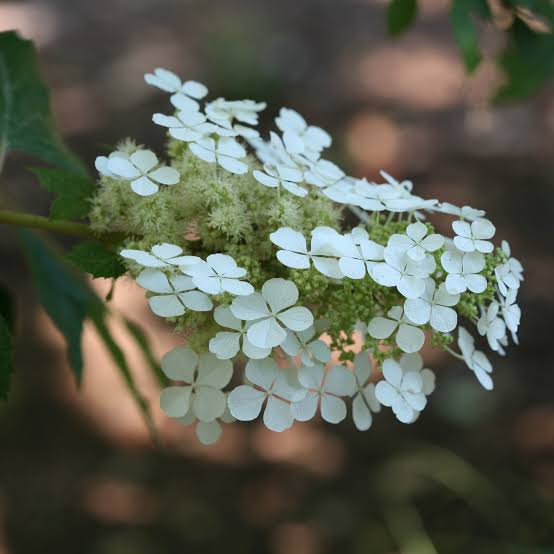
left=269, top=227, right=344, bottom=278
left=230, top=279, right=313, bottom=348
left=281, top=325, right=331, bottom=367
left=350, top=352, right=381, bottom=431
left=153, top=105, right=215, bottom=143
left=452, top=218, right=496, bottom=254
left=93, top=67, right=525, bottom=445
left=292, top=363, right=356, bottom=424
left=144, top=68, right=208, bottom=110
left=160, top=346, right=232, bottom=422
left=189, top=137, right=248, bottom=175
left=441, top=250, right=487, bottom=294
left=404, top=278, right=460, bottom=333
left=372, top=246, right=436, bottom=299
left=209, top=306, right=271, bottom=360
left=228, top=358, right=305, bottom=432
left=368, top=306, right=425, bottom=353
left=477, top=302, right=507, bottom=352
left=120, top=243, right=201, bottom=269
left=107, top=149, right=180, bottom=196
left=388, top=222, right=444, bottom=262
left=498, top=288, right=521, bottom=343
left=275, top=107, right=331, bottom=159
left=253, top=164, right=308, bottom=197
left=375, top=359, right=427, bottom=424
left=458, top=327, right=494, bottom=390
left=136, top=269, right=212, bottom=317
left=95, top=150, right=128, bottom=177
left=184, top=254, right=254, bottom=296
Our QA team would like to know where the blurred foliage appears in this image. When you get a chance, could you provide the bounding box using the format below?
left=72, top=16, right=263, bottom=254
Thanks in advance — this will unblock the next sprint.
left=387, top=0, right=553, bottom=101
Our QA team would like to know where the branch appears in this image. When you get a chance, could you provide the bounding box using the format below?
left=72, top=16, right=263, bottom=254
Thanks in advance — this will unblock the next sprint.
left=0, top=209, right=124, bottom=243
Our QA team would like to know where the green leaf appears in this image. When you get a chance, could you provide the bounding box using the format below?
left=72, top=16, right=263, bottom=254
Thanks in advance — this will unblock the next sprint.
left=18, top=230, right=158, bottom=440
left=18, top=229, right=95, bottom=382
left=450, top=0, right=482, bottom=73
left=67, top=241, right=126, bottom=279
left=0, top=314, right=13, bottom=400
left=495, top=20, right=554, bottom=102
left=32, top=167, right=94, bottom=221
left=387, top=0, right=418, bottom=36
left=0, top=31, right=86, bottom=175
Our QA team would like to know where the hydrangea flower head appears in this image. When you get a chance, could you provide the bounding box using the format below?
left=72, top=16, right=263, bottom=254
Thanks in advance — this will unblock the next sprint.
left=89, top=67, right=525, bottom=445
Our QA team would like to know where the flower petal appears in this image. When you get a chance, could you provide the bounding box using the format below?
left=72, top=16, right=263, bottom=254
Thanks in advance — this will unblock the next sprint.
left=263, top=396, right=294, bottom=432
left=352, top=393, right=373, bottom=431
left=231, top=293, right=270, bottom=321
left=149, top=295, right=186, bottom=317
left=247, top=317, right=286, bottom=348
left=209, top=331, right=241, bottom=360
left=396, top=323, right=425, bottom=353
left=277, top=306, right=314, bottom=332
left=227, top=385, right=265, bottom=421
left=148, top=166, right=180, bottom=185
left=131, top=176, right=159, bottom=196
left=291, top=392, right=319, bottom=421
left=160, top=386, right=191, bottom=418
left=197, top=353, right=233, bottom=388
left=321, top=394, right=347, bottom=424
left=161, top=346, right=198, bottom=381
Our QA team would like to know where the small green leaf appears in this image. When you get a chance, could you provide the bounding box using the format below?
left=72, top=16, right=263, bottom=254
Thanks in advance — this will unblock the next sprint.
left=0, top=314, right=13, bottom=400
left=387, top=0, right=418, bottom=36
left=0, top=31, right=86, bottom=175
left=32, top=167, right=94, bottom=221
left=495, top=20, right=554, bottom=102
left=67, top=241, right=126, bottom=279
left=450, top=0, right=482, bottom=73
left=18, top=229, right=95, bottom=382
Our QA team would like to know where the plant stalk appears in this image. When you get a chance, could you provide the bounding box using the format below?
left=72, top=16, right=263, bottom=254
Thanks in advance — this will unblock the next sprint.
left=0, top=209, right=124, bottom=243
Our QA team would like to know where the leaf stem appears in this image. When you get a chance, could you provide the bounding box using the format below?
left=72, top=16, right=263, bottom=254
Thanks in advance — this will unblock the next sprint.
left=0, top=209, right=124, bottom=243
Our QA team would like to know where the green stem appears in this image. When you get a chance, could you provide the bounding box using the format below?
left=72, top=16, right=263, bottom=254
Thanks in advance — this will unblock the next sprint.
left=443, top=344, right=465, bottom=361
left=0, top=138, right=6, bottom=175
left=0, top=209, right=124, bottom=243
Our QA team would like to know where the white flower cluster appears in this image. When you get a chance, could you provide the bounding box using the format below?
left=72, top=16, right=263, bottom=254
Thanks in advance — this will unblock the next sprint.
left=106, top=69, right=524, bottom=445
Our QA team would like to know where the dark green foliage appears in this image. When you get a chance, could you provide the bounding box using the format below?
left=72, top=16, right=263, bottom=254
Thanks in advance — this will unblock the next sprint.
left=387, top=0, right=418, bottom=36
left=495, top=19, right=554, bottom=102
left=32, top=168, right=94, bottom=221
left=66, top=241, right=126, bottom=279
left=0, top=31, right=86, bottom=175
left=18, top=229, right=95, bottom=382
left=450, top=0, right=482, bottom=73
left=0, top=315, right=13, bottom=400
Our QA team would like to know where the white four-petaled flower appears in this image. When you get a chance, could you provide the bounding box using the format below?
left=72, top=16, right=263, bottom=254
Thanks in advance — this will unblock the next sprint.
left=107, top=149, right=180, bottom=196
left=160, top=346, right=233, bottom=422
left=292, top=363, right=356, bottom=424
left=388, top=222, right=444, bottom=262
left=189, top=137, right=248, bottom=175
left=230, top=278, right=314, bottom=349
left=477, top=301, right=507, bottom=352
left=458, top=327, right=494, bottom=390
left=269, top=227, right=344, bottom=279
left=440, top=250, right=487, bottom=294
left=375, top=358, right=427, bottom=424
left=120, top=243, right=201, bottom=269
left=372, top=247, right=436, bottom=299
left=145, top=68, right=208, bottom=111
left=404, top=278, right=460, bottom=333
left=184, top=254, right=254, bottom=296
left=281, top=325, right=331, bottom=367
left=209, top=306, right=271, bottom=360
left=136, top=269, right=212, bottom=317
left=253, top=163, right=308, bottom=197
left=452, top=218, right=496, bottom=253
left=368, top=306, right=425, bottom=353
left=227, top=358, right=305, bottom=432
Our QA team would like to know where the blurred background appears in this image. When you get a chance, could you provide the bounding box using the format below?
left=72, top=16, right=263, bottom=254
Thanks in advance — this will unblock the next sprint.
left=1, top=0, right=554, bottom=552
